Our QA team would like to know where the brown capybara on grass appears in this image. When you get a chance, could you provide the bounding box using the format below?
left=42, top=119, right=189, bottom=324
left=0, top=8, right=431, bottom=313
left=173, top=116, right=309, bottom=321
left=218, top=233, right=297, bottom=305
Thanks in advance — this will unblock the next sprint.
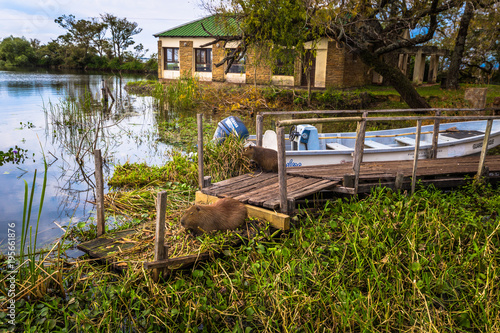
left=180, top=198, right=247, bottom=235
left=243, top=145, right=278, bottom=172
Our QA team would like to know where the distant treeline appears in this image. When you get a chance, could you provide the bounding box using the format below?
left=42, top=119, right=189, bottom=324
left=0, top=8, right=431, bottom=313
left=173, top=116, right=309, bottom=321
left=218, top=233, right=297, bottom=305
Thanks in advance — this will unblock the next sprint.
left=0, top=13, right=157, bottom=73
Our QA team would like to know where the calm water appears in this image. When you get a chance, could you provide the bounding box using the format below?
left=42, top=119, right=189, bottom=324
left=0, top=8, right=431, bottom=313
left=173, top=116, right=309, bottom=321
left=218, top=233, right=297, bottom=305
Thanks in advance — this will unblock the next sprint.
left=0, top=68, right=171, bottom=253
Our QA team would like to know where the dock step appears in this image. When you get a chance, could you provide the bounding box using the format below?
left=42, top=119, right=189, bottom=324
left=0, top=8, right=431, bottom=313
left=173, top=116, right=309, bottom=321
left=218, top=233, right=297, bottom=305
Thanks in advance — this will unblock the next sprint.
left=364, top=140, right=392, bottom=149
left=326, top=142, right=353, bottom=151
left=395, top=137, right=431, bottom=146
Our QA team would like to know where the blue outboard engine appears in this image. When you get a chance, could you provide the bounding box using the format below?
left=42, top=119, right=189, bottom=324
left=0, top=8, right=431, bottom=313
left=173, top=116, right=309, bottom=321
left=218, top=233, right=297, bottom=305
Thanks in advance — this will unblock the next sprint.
left=289, top=124, right=320, bottom=150
left=213, top=116, right=249, bottom=143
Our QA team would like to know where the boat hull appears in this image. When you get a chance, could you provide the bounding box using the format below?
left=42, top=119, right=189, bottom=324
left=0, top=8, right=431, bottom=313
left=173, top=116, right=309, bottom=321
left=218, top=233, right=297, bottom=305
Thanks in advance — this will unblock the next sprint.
left=248, top=120, right=500, bottom=167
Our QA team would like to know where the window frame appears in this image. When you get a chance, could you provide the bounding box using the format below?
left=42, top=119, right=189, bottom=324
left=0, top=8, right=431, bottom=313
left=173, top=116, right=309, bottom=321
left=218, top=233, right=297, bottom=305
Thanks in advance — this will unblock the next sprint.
left=195, top=48, right=212, bottom=72
left=226, top=48, right=246, bottom=74
left=163, top=47, right=179, bottom=71
left=273, top=50, right=294, bottom=76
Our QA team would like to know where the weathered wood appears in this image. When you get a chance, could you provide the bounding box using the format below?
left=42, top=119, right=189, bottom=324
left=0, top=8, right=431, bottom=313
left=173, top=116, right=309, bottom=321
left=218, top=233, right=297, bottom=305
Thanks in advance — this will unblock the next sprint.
left=353, top=112, right=368, bottom=193
left=277, top=115, right=498, bottom=127
left=476, top=119, right=494, bottom=181
left=195, top=191, right=290, bottom=230
left=411, top=120, right=422, bottom=195
left=197, top=114, right=204, bottom=189
left=260, top=108, right=486, bottom=117
left=277, top=127, right=288, bottom=214
left=431, top=110, right=441, bottom=159
left=203, top=176, right=212, bottom=188
left=256, top=114, right=263, bottom=146
left=153, top=191, right=168, bottom=281
left=144, top=252, right=212, bottom=270
left=94, top=149, right=105, bottom=236
left=395, top=172, right=405, bottom=190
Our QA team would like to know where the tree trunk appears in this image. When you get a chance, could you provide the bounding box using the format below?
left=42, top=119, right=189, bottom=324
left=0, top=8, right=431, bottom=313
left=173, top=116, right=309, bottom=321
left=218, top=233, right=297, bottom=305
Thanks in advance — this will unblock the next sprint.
left=446, top=1, right=474, bottom=90
left=358, top=49, right=431, bottom=109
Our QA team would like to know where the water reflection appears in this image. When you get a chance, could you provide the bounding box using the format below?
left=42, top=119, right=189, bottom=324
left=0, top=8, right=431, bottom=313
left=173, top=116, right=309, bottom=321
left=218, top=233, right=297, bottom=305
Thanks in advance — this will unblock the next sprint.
left=0, top=68, right=167, bottom=252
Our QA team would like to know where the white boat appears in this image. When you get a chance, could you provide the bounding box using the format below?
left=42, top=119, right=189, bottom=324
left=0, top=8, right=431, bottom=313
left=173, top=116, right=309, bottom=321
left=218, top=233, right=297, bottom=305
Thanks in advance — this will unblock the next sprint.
left=248, top=120, right=500, bottom=167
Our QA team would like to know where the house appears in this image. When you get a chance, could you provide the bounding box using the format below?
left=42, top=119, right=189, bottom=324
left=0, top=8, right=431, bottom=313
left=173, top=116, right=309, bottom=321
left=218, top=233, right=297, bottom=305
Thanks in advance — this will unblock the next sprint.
left=153, top=15, right=371, bottom=88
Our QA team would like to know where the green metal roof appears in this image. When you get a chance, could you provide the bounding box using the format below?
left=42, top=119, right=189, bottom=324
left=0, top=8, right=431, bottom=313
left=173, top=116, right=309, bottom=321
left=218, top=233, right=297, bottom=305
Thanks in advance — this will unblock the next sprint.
left=154, top=15, right=239, bottom=38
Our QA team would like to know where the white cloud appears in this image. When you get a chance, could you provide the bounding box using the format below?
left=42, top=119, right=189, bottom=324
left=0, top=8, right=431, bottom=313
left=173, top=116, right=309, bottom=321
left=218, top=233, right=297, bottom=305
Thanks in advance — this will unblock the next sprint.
left=0, top=0, right=208, bottom=56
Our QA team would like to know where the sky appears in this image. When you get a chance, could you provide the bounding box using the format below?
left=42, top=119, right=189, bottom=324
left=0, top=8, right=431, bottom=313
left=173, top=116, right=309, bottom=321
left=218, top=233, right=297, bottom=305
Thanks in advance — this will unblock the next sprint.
left=0, top=0, right=208, bottom=57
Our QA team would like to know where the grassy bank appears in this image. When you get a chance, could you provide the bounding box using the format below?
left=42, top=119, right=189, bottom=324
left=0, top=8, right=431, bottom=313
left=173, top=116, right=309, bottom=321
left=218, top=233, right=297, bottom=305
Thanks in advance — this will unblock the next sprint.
left=2, top=81, right=500, bottom=332
left=4, top=180, right=500, bottom=332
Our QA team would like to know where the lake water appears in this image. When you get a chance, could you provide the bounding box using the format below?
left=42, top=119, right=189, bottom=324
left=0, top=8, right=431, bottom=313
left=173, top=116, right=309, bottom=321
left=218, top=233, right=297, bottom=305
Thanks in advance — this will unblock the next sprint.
left=0, top=68, right=171, bottom=253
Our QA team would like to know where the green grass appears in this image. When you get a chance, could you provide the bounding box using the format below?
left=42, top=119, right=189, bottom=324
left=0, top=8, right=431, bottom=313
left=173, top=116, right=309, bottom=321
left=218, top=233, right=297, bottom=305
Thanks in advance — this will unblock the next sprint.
left=4, top=183, right=499, bottom=332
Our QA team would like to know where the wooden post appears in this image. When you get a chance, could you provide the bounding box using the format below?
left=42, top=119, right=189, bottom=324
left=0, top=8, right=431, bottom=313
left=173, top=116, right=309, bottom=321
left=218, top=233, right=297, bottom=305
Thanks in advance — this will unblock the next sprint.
left=277, top=126, right=288, bottom=215
left=395, top=172, right=404, bottom=191
left=203, top=176, right=212, bottom=188
left=94, top=149, right=105, bottom=236
left=411, top=120, right=422, bottom=195
left=476, top=119, right=493, bottom=181
left=352, top=112, right=367, bottom=193
left=197, top=114, right=204, bottom=189
left=153, top=191, right=168, bottom=281
left=431, top=110, right=440, bottom=159
left=256, top=114, right=263, bottom=147
left=101, top=79, right=108, bottom=105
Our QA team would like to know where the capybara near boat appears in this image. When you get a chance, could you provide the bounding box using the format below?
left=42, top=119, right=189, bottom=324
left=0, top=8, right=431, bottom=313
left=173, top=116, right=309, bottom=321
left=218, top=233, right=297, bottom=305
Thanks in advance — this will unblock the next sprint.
left=180, top=198, right=247, bottom=235
left=243, top=145, right=279, bottom=172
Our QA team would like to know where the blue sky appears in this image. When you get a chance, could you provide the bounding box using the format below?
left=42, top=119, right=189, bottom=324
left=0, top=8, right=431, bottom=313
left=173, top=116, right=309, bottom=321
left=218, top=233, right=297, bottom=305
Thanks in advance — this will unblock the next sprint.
left=0, top=0, right=208, bottom=56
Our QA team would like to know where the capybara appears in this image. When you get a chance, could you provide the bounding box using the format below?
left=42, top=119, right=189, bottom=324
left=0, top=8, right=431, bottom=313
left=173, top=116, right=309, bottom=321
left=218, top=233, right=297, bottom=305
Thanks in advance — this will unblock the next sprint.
left=180, top=198, right=247, bottom=234
left=243, top=145, right=278, bottom=172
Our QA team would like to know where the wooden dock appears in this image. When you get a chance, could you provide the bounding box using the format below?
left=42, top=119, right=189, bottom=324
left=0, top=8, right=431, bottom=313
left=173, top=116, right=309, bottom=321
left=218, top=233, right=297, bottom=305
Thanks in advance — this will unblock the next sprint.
left=201, top=155, right=500, bottom=209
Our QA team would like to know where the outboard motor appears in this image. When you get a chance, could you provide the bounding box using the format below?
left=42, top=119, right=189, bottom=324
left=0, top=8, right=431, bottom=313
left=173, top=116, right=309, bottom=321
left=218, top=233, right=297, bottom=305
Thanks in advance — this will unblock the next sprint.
left=289, top=124, right=320, bottom=150
left=213, top=116, right=249, bottom=143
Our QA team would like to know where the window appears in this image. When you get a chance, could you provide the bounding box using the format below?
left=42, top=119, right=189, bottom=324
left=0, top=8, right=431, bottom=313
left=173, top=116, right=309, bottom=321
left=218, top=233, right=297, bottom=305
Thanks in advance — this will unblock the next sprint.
left=195, top=48, right=212, bottom=72
left=226, top=49, right=246, bottom=74
left=163, top=47, right=179, bottom=70
left=273, top=50, right=294, bottom=76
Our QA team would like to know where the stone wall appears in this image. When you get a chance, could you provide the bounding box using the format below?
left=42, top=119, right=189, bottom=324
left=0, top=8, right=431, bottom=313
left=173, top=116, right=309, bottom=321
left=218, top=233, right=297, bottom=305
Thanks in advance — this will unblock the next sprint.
left=325, top=41, right=345, bottom=88
left=157, top=40, right=163, bottom=79
left=342, top=51, right=370, bottom=87
left=212, top=42, right=226, bottom=82
left=246, top=47, right=271, bottom=85
left=179, top=40, right=193, bottom=77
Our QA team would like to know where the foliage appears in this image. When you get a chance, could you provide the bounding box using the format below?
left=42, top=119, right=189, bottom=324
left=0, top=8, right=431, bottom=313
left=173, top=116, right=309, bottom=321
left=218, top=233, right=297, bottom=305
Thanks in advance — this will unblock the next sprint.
left=5, top=183, right=500, bottom=332
left=0, top=146, right=32, bottom=166
left=101, top=13, right=142, bottom=63
left=0, top=36, right=37, bottom=67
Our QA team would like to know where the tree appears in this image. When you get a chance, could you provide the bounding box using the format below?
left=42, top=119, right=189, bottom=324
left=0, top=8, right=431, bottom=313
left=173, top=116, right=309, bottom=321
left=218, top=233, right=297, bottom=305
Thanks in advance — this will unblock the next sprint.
left=203, top=0, right=469, bottom=108
left=101, top=13, right=142, bottom=63
left=0, top=36, right=37, bottom=66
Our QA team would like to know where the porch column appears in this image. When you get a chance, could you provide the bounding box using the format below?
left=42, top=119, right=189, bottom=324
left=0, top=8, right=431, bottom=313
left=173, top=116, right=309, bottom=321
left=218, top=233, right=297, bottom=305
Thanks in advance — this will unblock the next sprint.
left=428, top=55, right=439, bottom=83
left=413, top=50, right=425, bottom=85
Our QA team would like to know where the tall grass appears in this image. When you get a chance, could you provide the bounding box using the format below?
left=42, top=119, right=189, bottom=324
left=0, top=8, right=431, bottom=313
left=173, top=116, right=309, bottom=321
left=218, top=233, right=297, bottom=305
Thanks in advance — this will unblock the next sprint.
left=9, top=183, right=500, bottom=332
left=152, top=76, right=200, bottom=112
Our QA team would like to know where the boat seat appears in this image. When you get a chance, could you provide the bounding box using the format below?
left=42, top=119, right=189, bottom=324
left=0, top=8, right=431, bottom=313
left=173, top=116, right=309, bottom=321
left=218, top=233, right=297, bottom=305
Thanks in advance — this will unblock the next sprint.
left=437, top=135, right=460, bottom=142
left=394, top=137, right=430, bottom=146
left=364, top=140, right=391, bottom=149
left=326, top=142, right=353, bottom=151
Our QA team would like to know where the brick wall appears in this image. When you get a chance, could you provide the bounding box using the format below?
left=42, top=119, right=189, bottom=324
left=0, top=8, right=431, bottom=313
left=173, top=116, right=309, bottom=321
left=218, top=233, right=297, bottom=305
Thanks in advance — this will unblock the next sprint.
left=212, top=42, right=226, bottom=82
left=179, top=40, right=193, bottom=77
left=342, top=51, right=370, bottom=87
left=157, top=40, right=163, bottom=79
left=246, top=47, right=271, bottom=85
left=325, top=41, right=345, bottom=88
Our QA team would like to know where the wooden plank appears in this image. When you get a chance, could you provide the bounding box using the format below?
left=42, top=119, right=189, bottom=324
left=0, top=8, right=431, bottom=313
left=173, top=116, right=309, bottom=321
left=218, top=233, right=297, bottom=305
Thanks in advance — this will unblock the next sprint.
left=411, top=120, right=422, bottom=195
left=213, top=173, right=278, bottom=197
left=247, top=177, right=306, bottom=206
left=195, top=191, right=290, bottom=230
left=144, top=252, right=212, bottom=270
left=256, top=114, right=263, bottom=146
left=263, top=179, right=339, bottom=208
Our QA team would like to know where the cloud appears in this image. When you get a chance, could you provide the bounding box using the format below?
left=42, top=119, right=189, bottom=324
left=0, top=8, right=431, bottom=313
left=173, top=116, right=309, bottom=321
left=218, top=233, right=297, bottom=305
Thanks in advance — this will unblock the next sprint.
left=0, top=0, right=208, bottom=56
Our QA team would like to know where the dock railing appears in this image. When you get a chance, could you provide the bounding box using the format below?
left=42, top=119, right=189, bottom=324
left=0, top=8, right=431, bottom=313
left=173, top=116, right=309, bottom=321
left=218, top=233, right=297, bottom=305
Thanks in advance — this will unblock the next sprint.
left=255, top=108, right=499, bottom=214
